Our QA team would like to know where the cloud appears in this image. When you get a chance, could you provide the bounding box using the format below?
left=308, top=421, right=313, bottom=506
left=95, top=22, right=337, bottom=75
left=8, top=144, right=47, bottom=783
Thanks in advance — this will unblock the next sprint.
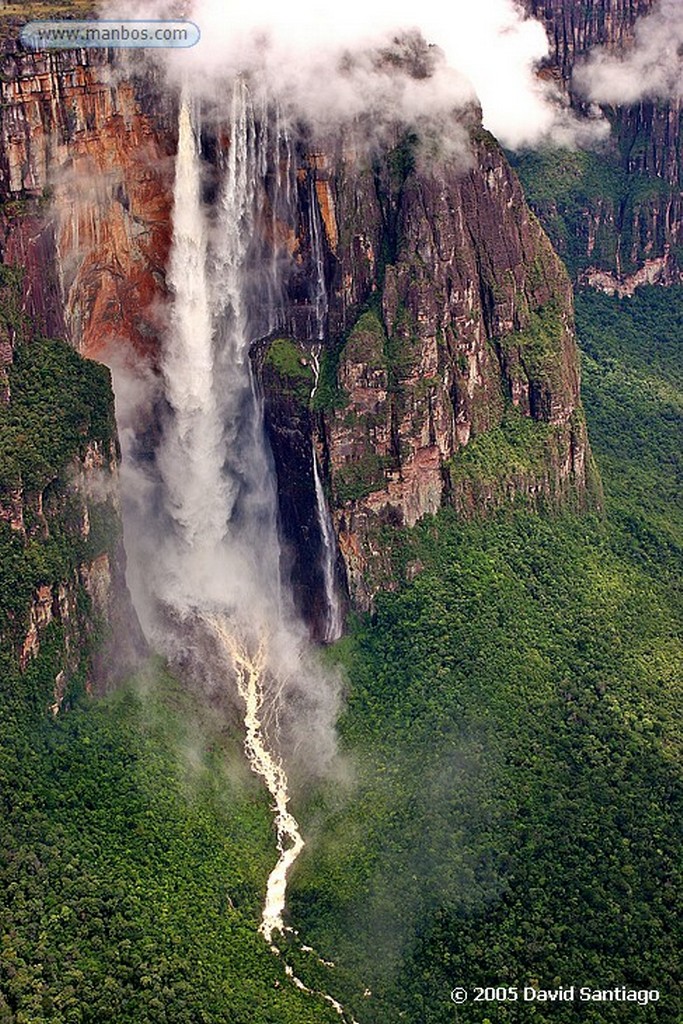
left=99, top=0, right=601, bottom=149
left=574, top=0, right=683, bottom=104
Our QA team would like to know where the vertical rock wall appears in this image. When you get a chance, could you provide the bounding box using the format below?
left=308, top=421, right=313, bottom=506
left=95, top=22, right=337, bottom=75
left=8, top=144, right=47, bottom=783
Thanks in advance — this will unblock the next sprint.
left=520, top=0, right=682, bottom=288
left=263, top=128, right=594, bottom=610
left=0, top=46, right=174, bottom=360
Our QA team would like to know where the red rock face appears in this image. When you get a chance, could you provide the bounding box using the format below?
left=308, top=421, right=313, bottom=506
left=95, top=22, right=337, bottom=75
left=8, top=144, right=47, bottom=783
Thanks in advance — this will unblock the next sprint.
left=0, top=49, right=174, bottom=362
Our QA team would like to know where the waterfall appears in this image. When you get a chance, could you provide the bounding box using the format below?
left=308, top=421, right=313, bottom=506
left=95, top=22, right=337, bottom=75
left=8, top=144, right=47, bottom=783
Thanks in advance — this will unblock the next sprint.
left=157, top=95, right=226, bottom=560
left=308, top=171, right=327, bottom=341
left=208, top=81, right=283, bottom=604
left=155, top=82, right=302, bottom=941
left=117, top=78, right=356, bottom=1019
left=310, top=348, right=343, bottom=644
left=312, top=442, right=344, bottom=644
left=307, top=180, right=344, bottom=642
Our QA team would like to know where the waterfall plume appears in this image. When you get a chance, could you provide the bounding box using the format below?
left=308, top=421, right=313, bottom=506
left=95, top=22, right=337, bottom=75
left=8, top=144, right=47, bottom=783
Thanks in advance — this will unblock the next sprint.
left=115, top=79, right=344, bottom=955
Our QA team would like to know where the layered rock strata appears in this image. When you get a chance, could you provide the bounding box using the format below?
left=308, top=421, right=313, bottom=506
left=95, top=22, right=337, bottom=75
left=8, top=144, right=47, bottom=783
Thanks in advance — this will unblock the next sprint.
left=519, top=0, right=682, bottom=288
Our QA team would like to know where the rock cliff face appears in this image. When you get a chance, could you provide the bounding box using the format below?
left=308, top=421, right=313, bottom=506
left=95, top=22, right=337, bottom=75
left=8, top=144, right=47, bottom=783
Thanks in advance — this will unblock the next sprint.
left=12, top=441, right=139, bottom=704
left=526, top=0, right=652, bottom=72
left=519, top=0, right=682, bottom=289
left=257, top=340, right=342, bottom=639
left=0, top=45, right=174, bottom=360
left=262, top=127, right=594, bottom=610
left=0, top=45, right=162, bottom=686
left=0, top=43, right=594, bottom=624
left=0, top=204, right=144, bottom=704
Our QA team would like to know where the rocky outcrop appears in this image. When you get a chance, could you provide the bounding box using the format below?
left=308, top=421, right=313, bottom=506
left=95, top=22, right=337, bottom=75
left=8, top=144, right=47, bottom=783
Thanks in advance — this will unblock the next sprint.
left=519, top=0, right=682, bottom=288
left=0, top=46, right=163, bottom=688
left=263, top=127, right=594, bottom=609
left=0, top=46, right=174, bottom=360
left=258, top=339, right=329, bottom=637
left=19, top=547, right=123, bottom=712
left=3, top=428, right=145, bottom=699
left=580, top=254, right=677, bottom=295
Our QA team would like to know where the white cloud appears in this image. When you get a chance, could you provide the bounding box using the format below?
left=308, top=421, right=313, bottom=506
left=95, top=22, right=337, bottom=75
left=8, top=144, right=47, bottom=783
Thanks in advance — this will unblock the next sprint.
left=574, top=0, right=683, bottom=104
left=100, top=0, right=602, bottom=149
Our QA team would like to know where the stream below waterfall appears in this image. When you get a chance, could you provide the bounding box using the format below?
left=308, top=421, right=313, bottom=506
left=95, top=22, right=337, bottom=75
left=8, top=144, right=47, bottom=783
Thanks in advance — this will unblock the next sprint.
left=117, top=77, right=359, bottom=1022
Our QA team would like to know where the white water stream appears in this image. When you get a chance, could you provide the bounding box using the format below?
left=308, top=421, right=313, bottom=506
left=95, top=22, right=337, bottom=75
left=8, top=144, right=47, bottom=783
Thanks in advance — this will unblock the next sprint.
left=308, top=172, right=327, bottom=342
left=207, top=616, right=304, bottom=943
left=311, top=347, right=344, bottom=643
left=151, top=82, right=359, bottom=1021
left=307, top=177, right=344, bottom=642
left=208, top=616, right=359, bottom=1023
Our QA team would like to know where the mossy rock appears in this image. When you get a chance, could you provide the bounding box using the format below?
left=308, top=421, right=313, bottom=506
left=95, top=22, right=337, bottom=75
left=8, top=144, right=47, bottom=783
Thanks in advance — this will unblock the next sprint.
left=500, top=301, right=568, bottom=389
left=341, top=310, right=388, bottom=368
left=448, top=406, right=552, bottom=489
left=333, top=451, right=389, bottom=504
left=0, top=336, right=115, bottom=493
left=262, top=338, right=314, bottom=406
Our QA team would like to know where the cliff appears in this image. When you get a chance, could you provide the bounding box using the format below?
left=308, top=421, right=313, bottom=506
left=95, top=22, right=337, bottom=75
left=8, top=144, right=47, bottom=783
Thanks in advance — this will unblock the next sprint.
left=0, top=43, right=595, bottom=625
left=262, top=127, right=595, bottom=611
left=0, top=218, right=144, bottom=709
left=517, top=0, right=682, bottom=291
left=0, top=44, right=174, bottom=360
left=525, top=0, right=652, bottom=73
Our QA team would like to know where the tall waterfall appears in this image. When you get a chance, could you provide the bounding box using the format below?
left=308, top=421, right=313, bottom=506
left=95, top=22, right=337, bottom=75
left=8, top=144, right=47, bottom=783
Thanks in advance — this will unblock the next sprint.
left=152, top=82, right=288, bottom=619
left=113, top=74, right=358, bottom=1023
left=157, top=97, right=223, bottom=558
left=155, top=82, right=303, bottom=942
left=308, top=178, right=344, bottom=643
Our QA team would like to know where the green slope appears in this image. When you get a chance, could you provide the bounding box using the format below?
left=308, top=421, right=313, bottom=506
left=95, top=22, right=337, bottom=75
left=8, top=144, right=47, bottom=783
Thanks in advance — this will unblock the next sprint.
left=288, top=286, right=683, bottom=1023
left=0, top=286, right=680, bottom=1022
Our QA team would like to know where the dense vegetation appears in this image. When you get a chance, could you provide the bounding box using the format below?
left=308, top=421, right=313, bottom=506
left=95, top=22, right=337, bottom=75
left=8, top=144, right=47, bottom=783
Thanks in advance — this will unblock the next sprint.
left=262, top=338, right=313, bottom=404
left=0, top=332, right=118, bottom=662
left=509, top=148, right=678, bottom=278
left=0, top=333, right=115, bottom=493
left=0, top=285, right=680, bottom=1022
left=288, top=286, right=682, bottom=1022
left=446, top=405, right=552, bottom=493
left=576, top=286, right=682, bottom=566
left=0, top=663, right=341, bottom=1024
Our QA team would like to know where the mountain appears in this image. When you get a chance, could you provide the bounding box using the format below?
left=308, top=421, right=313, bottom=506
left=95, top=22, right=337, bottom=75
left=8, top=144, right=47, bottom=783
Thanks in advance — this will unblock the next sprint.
left=516, top=0, right=682, bottom=293
left=0, top=40, right=595, bottom=638
left=0, top=10, right=680, bottom=1024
